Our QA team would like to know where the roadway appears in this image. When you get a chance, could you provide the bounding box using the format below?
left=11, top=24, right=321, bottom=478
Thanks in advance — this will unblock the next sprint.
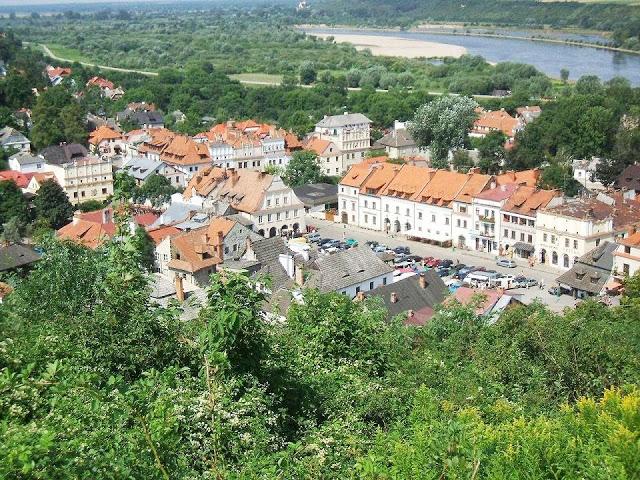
left=307, top=215, right=578, bottom=312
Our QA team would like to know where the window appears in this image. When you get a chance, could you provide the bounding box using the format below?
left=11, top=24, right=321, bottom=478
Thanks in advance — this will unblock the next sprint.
left=563, top=254, right=569, bottom=268
left=266, top=199, right=271, bottom=207
left=369, top=281, right=374, bottom=290
left=73, top=192, right=78, bottom=198
left=625, top=246, right=631, bottom=254
left=276, top=213, right=281, bottom=221
left=372, top=216, right=376, bottom=225
left=267, top=214, right=272, bottom=222
left=258, top=215, right=263, bottom=223
left=406, top=208, right=410, bottom=216
left=551, top=235, right=556, bottom=244
left=511, top=231, right=515, bottom=239
left=352, top=215, right=355, bottom=222
left=431, top=214, right=436, bottom=222
left=294, top=209, right=299, bottom=217
left=574, top=240, right=578, bottom=249
left=275, top=198, right=280, bottom=205
left=395, top=206, right=400, bottom=214
left=341, top=187, right=344, bottom=193
left=355, top=286, right=360, bottom=294
left=285, top=210, right=290, bottom=219
left=351, top=202, right=355, bottom=211
left=528, top=234, right=533, bottom=243
left=624, top=263, right=630, bottom=275
left=504, top=229, right=509, bottom=237
left=382, top=277, right=387, bottom=285
left=565, top=238, right=569, bottom=247
left=102, top=188, right=107, bottom=194
left=520, top=233, right=525, bottom=241
left=364, top=200, right=368, bottom=208
left=543, top=234, right=548, bottom=242
left=460, top=205, right=467, bottom=214
left=596, top=239, right=600, bottom=246
left=364, top=214, right=368, bottom=223
left=385, top=204, right=389, bottom=212
left=372, top=202, right=376, bottom=209
left=418, top=212, right=423, bottom=220
left=552, top=251, right=558, bottom=265
left=445, top=217, right=449, bottom=225
left=342, top=201, right=346, bottom=209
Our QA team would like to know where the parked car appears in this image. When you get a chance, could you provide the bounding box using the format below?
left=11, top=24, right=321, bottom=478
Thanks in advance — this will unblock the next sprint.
left=306, top=232, right=322, bottom=243
left=425, top=258, right=441, bottom=268
left=436, top=267, right=451, bottom=277
left=366, top=240, right=379, bottom=248
left=394, top=246, right=411, bottom=255
left=373, top=244, right=388, bottom=253
left=405, top=255, right=423, bottom=263
left=514, top=276, right=538, bottom=288
left=450, top=263, right=466, bottom=272
left=456, top=266, right=476, bottom=279
left=317, top=238, right=333, bottom=246
left=439, top=259, right=454, bottom=268
left=393, top=258, right=415, bottom=268
left=345, top=238, right=359, bottom=247
left=496, top=258, right=517, bottom=268
left=548, top=286, right=570, bottom=296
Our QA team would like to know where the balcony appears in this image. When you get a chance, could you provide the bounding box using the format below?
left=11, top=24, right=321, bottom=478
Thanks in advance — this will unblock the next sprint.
left=479, top=215, right=495, bottom=224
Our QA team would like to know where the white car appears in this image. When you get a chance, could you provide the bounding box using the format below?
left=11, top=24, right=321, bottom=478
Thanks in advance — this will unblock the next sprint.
left=496, top=258, right=517, bottom=268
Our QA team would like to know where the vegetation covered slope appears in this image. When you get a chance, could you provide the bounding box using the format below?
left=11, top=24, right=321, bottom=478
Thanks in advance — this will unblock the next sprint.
left=1, top=225, right=640, bottom=478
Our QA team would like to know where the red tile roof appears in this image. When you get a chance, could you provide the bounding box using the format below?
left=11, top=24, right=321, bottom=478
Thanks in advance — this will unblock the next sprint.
left=86, top=76, right=115, bottom=90
left=473, top=183, right=519, bottom=202
left=502, top=186, right=560, bottom=216
left=148, top=225, right=181, bottom=245
left=452, top=286, right=501, bottom=315
left=89, top=125, right=122, bottom=145
left=0, top=170, right=33, bottom=188
left=473, top=110, right=520, bottom=137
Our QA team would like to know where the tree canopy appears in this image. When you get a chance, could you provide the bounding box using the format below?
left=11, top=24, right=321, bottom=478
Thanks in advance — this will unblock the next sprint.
left=283, top=150, right=324, bottom=187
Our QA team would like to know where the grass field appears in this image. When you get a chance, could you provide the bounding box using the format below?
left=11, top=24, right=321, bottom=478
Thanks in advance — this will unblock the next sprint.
left=43, top=44, right=88, bottom=63
left=229, top=73, right=284, bottom=85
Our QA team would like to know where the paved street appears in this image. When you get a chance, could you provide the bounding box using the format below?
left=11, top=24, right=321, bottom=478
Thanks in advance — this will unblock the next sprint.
left=307, top=216, right=578, bottom=312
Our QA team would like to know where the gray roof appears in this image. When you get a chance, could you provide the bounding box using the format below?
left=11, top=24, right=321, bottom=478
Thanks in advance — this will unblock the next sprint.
left=0, top=244, right=40, bottom=272
left=118, top=109, right=164, bottom=126
left=226, top=213, right=254, bottom=228
left=251, top=236, right=295, bottom=290
left=0, top=127, right=29, bottom=147
left=9, top=152, right=40, bottom=166
left=122, top=156, right=164, bottom=181
left=375, top=128, right=416, bottom=149
left=150, top=202, right=201, bottom=229
left=557, top=241, right=616, bottom=294
left=368, top=270, right=447, bottom=322
left=309, top=247, right=393, bottom=293
left=316, top=113, right=372, bottom=128
left=292, top=183, right=338, bottom=208
left=39, top=144, right=88, bottom=165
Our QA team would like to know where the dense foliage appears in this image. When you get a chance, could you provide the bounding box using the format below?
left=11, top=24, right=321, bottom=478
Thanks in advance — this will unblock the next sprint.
left=1, top=226, right=640, bottom=477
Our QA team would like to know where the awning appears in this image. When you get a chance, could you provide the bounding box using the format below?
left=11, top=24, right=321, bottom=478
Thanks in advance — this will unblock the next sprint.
left=512, top=242, right=535, bottom=253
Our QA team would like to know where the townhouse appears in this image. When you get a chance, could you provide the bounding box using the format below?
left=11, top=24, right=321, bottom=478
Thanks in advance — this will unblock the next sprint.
left=194, top=120, right=291, bottom=170
left=500, top=186, right=562, bottom=259
left=181, top=167, right=306, bottom=238
left=89, top=125, right=124, bottom=157
left=358, top=162, right=401, bottom=231
left=471, top=184, right=519, bottom=253
left=303, top=137, right=342, bottom=176
left=0, top=127, right=30, bottom=153
left=313, top=113, right=372, bottom=171
left=413, top=170, right=477, bottom=246
left=380, top=165, right=434, bottom=236
left=374, top=120, right=426, bottom=160
left=470, top=109, right=521, bottom=141
left=338, top=160, right=381, bottom=225
left=86, top=76, right=124, bottom=100
left=613, top=230, right=640, bottom=277
left=535, top=192, right=640, bottom=270
left=450, top=170, right=492, bottom=249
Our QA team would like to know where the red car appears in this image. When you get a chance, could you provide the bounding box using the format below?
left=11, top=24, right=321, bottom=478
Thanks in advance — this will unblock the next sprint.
left=424, top=257, right=441, bottom=268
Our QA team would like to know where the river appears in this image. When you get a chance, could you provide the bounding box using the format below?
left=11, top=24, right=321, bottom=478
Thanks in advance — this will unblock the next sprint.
left=303, top=28, right=640, bottom=85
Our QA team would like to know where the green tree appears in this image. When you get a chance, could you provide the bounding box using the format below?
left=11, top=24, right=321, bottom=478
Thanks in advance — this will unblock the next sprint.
left=283, top=150, right=323, bottom=187
left=0, top=215, right=24, bottom=244
left=452, top=149, right=474, bottom=173
left=409, top=96, right=478, bottom=165
left=113, top=171, right=138, bottom=202
left=30, top=86, right=87, bottom=149
left=299, top=61, right=317, bottom=85
left=34, top=179, right=74, bottom=229
left=137, top=174, right=176, bottom=207
left=77, top=199, right=105, bottom=212
left=476, top=130, right=507, bottom=174
left=131, top=225, right=156, bottom=271
left=0, top=180, right=29, bottom=231
left=560, top=68, right=570, bottom=84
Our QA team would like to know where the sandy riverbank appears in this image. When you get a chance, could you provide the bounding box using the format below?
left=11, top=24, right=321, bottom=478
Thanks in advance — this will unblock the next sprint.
left=306, top=32, right=467, bottom=58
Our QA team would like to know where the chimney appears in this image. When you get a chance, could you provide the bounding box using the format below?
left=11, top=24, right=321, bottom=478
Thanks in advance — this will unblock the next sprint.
left=175, top=274, right=185, bottom=302
left=419, top=273, right=427, bottom=289
left=295, top=265, right=304, bottom=286
left=390, top=292, right=398, bottom=304
left=355, top=291, right=366, bottom=302
left=215, top=230, right=224, bottom=261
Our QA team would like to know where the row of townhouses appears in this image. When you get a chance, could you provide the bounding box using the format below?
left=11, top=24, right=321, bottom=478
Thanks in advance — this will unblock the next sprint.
left=338, top=159, right=640, bottom=271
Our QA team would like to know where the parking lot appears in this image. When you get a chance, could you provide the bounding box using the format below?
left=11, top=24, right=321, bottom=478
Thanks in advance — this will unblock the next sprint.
left=306, top=216, right=579, bottom=312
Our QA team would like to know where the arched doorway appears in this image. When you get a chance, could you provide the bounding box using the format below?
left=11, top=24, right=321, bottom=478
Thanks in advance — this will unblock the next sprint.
left=293, top=223, right=299, bottom=233
left=280, top=225, right=289, bottom=236
left=540, top=249, right=546, bottom=264
left=269, top=227, right=277, bottom=238
left=258, top=229, right=265, bottom=237
left=394, top=219, right=401, bottom=233
left=563, top=254, right=569, bottom=268
left=404, top=222, right=411, bottom=232
left=384, top=218, right=390, bottom=233
left=341, top=212, right=348, bottom=224
left=552, top=251, right=558, bottom=265
left=458, top=235, right=466, bottom=248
